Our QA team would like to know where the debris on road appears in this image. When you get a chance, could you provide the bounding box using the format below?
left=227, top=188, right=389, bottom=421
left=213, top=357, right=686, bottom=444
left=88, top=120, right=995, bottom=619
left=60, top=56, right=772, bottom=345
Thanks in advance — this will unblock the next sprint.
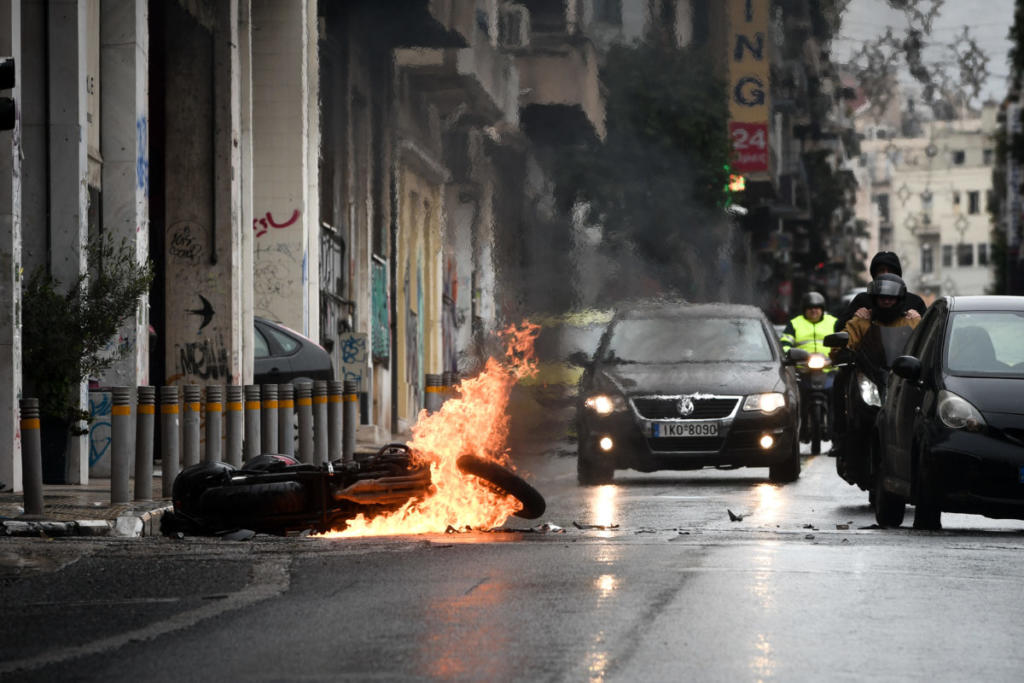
left=727, top=509, right=746, bottom=521
left=573, top=521, right=619, bottom=530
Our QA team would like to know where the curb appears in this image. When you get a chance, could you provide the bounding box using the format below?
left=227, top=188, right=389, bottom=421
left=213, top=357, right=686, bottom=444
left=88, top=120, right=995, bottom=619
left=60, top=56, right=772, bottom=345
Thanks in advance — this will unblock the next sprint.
left=1, top=506, right=173, bottom=538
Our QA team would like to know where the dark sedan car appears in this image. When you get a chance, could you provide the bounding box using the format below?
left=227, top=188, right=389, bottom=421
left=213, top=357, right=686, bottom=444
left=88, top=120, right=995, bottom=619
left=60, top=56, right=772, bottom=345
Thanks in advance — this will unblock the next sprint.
left=873, top=296, right=1024, bottom=529
left=254, top=317, right=334, bottom=385
left=574, top=302, right=803, bottom=485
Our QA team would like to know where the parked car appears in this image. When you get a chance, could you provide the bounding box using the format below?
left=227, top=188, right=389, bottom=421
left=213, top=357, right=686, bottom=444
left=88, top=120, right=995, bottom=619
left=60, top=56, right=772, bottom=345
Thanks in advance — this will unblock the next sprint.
left=254, top=317, right=334, bottom=386
left=573, top=301, right=803, bottom=485
left=873, top=295, right=1024, bottom=529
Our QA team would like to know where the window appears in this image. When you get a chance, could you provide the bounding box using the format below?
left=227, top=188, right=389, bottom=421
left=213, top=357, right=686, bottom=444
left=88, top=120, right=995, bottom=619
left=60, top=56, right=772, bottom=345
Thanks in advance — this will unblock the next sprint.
left=984, top=149, right=994, bottom=165
left=264, top=325, right=301, bottom=354
left=978, top=243, right=989, bottom=265
left=921, top=243, right=934, bottom=274
left=875, top=193, right=890, bottom=223
left=593, top=0, right=622, bottom=24
left=942, top=244, right=953, bottom=267
left=254, top=328, right=270, bottom=359
left=952, top=150, right=965, bottom=165
left=968, top=191, right=980, bottom=214
left=957, top=243, right=974, bottom=267
left=952, top=190, right=960, bottom=208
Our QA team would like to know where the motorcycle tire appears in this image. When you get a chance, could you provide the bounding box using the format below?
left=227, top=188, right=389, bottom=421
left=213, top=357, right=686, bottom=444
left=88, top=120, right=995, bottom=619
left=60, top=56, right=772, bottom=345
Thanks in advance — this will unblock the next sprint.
left=456, top=455, right=546, bottom=520
left=810, top=403, right=823, bottom=455
left=198, top=481, right=308, bottom=520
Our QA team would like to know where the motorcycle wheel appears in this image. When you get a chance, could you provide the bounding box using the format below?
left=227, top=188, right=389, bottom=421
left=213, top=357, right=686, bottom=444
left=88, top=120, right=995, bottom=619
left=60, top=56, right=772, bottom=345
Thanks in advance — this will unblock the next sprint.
left=198, top=481, right=308, bottom=520
left=456, top=455, right=546, bottom=520
left=810, top=402, right=823, bottom=455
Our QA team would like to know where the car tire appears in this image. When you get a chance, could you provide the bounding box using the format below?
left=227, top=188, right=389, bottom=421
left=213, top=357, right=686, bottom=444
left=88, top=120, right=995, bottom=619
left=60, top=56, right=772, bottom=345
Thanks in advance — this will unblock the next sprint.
left=576, top=438, right=613, bottom=486
left=198, top=481, right=308, bottom=520
left=913, top=450, right=942, bottom=531
left=769, top=438, right=801, bottom=484
left=456, top=455, right=546, bottom=519
left=873, top=453, right=905, bottom=528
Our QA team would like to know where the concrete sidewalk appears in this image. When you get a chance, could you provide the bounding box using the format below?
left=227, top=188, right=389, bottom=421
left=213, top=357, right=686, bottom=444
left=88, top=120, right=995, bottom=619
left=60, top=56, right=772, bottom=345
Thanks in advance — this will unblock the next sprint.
left=0, top=476, right=172, bottom=538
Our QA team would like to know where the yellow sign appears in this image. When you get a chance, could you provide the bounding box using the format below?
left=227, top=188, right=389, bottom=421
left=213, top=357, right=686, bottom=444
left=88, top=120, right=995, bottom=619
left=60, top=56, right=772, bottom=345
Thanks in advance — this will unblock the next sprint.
left=728, top=0, right=771, bottom=175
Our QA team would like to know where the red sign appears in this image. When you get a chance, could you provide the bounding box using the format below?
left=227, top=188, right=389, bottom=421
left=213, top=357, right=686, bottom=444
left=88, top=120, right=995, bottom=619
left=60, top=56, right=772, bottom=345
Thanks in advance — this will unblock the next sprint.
left=729, top=121, right=768, bottom=173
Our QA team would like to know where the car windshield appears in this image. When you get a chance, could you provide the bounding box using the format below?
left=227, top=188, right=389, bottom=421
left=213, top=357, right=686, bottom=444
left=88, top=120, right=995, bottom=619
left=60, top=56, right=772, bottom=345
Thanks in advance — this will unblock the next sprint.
left=946, top=312, right=1024, bottom=376
left=602, top=316, right=773, bottom=363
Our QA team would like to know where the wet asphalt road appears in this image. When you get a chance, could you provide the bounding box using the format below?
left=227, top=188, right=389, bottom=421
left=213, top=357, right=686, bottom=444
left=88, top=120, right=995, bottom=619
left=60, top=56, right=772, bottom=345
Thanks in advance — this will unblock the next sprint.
left=3, top=444, right=1024, bottom=682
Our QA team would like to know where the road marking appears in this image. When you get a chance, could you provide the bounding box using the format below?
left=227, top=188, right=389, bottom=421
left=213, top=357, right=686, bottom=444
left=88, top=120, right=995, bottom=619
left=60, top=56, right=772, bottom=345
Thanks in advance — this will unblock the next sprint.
left=0, top=556, right=291, bottom=676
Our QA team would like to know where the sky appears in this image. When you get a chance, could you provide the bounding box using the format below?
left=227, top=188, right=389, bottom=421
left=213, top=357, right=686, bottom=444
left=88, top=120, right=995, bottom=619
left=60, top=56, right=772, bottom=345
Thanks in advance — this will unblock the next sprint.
left=833, top=0, right=1016, bottom=103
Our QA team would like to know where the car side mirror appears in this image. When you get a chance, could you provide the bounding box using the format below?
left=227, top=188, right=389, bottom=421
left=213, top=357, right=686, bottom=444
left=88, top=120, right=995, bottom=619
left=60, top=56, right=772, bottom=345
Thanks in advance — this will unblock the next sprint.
left=567, top=351, right=591, bottom=367
left=824, top=332, right=849, bottom=348
left=891, top=355, right=922, bottom=382
left=785, top=348, right=809, bottom=365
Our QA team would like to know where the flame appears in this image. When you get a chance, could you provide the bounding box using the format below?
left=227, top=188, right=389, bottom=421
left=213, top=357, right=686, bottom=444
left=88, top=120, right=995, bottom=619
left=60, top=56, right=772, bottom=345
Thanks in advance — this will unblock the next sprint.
left=321, top=321, right=540, bottom=537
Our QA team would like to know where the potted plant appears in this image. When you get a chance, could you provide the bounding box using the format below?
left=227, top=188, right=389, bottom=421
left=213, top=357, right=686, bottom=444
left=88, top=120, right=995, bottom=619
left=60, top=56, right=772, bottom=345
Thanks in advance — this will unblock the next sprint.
left=21, top=234, right=153, bottom=483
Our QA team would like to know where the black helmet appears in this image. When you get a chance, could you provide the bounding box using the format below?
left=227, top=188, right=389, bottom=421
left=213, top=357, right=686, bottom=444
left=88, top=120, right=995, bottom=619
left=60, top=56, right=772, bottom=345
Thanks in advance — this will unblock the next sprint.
left=868, top=273, right=907, bottom=299
left=801, top=291, right=826, bottom=309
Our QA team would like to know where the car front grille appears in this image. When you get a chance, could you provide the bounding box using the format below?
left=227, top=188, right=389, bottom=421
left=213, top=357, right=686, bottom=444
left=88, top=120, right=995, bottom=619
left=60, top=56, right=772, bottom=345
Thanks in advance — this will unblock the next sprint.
left=648, top=437, right=724, bottom=452
left=632, top=396, right=739, bottom=419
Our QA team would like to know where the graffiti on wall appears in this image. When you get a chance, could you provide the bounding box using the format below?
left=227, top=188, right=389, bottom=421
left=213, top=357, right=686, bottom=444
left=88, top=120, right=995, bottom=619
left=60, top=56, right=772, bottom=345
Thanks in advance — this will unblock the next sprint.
left=339, top=332, right=368, bottom=390
left=169, top=221, right=205, bottom=263
left=177, top=332, right=231, bottom=380
left=136, top=117, right=149, bottom=198
left=253, top=209, right=300, bottom=238
left=88, top=392, right=112, bottom=468
left=187, top=294, right=215, bottom=332
left=371, top=256, right=389, bottom=362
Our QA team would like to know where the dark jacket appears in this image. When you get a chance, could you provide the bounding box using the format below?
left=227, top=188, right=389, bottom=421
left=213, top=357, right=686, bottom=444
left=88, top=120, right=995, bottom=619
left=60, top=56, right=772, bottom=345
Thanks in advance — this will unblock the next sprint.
left=833, top=251, right=927, bottom=331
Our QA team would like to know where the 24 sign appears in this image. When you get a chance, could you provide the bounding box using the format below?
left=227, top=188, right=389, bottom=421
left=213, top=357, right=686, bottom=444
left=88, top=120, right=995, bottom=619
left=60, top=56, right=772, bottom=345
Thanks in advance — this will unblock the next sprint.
left=729, top=121, right=768, bottom=173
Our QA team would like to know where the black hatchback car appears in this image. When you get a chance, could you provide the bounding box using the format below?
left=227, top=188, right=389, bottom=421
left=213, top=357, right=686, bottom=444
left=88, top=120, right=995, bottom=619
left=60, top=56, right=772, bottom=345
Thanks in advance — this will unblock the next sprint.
left=573, top=302, right=802, bottom=485
left=254, top=317, right=334, bottom=386
left=873, top=296, right=1024, bottom=529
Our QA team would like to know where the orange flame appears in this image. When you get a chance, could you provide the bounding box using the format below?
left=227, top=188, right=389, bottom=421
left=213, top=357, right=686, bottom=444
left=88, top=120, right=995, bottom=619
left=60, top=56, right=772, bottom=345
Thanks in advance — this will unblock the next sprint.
left=322, top=320, right=540, bottom=537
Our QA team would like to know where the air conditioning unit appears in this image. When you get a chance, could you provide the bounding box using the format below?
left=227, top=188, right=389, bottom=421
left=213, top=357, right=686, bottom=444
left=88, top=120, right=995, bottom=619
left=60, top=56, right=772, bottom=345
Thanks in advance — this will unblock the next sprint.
left=499, top=3, right=530, bottom=49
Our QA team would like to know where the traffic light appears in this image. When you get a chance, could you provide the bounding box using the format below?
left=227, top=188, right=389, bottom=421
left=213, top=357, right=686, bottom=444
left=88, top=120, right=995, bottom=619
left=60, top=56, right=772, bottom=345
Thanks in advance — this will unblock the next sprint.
left=1, top=57, right=14, bottom=131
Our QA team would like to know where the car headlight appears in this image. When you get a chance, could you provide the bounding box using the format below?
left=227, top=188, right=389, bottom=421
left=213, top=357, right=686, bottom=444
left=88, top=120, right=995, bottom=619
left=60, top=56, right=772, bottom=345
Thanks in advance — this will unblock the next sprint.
left=743, top=392, right=786, bottom=413
left=584, top=394, right=625, bottom=415
left=937, top=390, right=986, bottom=431
left=856, top=371, right=881, bottom=408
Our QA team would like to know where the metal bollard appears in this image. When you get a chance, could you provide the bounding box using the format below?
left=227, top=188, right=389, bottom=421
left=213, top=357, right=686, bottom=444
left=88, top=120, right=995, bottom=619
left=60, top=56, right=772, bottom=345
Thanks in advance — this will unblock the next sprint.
left=278, top=383, right=295, bottom=456
left=313, top=380, right=328, bottom=463
left=425, top=373, right=444, bottom=413
left=443, top=371, right=459, bottom=405
left=160, top=386, right=181, bottom=497
left=343, top=379, right=358, bottom=463
left=205, top=385, right=223, bottom=463
left=19, top=398, right=44, bottom=516
left=225, top=385, right=244, bottom=467
left=244, top=385, right=261, bottom=460
left=261, top=384, right=279, bottom=455
left=327, top=380, right=343, bottom=462
left=135, top=386, right=155, bottom=501
left=182, top=384, right=202, bottom=468
left=295, top=382, right=314, bottom=464
left=110, top=387, right=133, bottom=504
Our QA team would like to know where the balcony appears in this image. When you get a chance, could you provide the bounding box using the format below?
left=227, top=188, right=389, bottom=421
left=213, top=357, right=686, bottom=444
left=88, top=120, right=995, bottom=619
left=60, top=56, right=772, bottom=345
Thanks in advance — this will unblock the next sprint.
left=516, top=38, right=605, bottom=143
left=394, top=31, right=520, bottom=126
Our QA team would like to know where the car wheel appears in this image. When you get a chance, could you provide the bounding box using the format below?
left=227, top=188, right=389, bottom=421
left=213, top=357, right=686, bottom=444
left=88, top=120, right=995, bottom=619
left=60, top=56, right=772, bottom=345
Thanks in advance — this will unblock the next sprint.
left=873, top=446, right=905, bottom=528
left=769, top=438, right=801, bottom=484
left=576, top=437, right=613, bottom=486
left=913, top=449, right=942, bottom=531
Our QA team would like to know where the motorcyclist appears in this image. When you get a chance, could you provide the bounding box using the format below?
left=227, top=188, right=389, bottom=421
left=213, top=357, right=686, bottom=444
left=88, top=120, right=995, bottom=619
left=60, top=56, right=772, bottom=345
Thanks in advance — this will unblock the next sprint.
left=829, top=274, right=921, bottom=461
left=834, top=251, right=926, bottom=332
left=781, top=292, right=838, bottom=443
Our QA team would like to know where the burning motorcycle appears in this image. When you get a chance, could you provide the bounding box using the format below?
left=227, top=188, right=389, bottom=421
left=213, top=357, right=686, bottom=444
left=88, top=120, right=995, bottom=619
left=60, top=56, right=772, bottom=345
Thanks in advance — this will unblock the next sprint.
left=825, top=325, right=913, bottom=492
left=161, top=443, right=546, bottom=537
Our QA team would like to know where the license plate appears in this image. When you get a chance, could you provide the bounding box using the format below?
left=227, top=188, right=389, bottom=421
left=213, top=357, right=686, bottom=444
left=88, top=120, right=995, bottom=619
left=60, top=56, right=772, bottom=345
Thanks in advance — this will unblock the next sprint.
left=652, top=422, right=718, bottom=437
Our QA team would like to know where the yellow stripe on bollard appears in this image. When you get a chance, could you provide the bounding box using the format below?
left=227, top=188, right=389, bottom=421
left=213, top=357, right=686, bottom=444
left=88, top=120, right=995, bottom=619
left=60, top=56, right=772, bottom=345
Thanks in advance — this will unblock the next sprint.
left=279, top=400, right=294, bottom=408
left=313, top=396, right=327, bottom=404
left=112, top=405, right=132, bottom=416
left=425, top=386, right=445, bottom=393
left=207, top=402, right=223, bottom=412
left=264, top=400, right=279, bottom=409
left=328, top=395, right=341, bottom=403
left=161, top=405, right=179, bottom=414
left=297, top=397, right=312, bottom=407
left=21, top=418, right=40, bottom=430
left=139, top=405, right=155, bottom=415
left=245, top=401, right=261, bottom=410
left=187, top=402, right=201, bottom=412
left=227, top=401, right=243, bottom=411
left=344, top=394, right=358, bottom=402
